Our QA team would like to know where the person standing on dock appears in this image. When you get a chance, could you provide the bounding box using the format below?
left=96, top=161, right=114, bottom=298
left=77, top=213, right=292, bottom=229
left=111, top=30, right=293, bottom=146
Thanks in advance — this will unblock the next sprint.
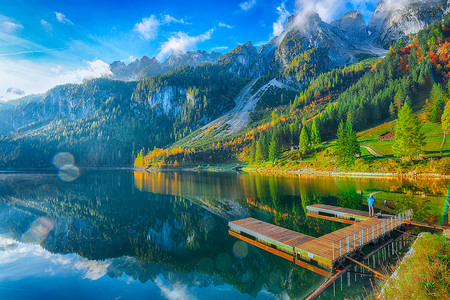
left=367, top=195, right=375, bottom=217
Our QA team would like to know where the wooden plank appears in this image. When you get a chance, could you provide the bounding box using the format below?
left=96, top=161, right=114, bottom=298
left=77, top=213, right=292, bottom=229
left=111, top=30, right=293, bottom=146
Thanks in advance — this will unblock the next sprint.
left=229, top=218, right=315, bottom=255
left=306, top=213, right=356, bottom=224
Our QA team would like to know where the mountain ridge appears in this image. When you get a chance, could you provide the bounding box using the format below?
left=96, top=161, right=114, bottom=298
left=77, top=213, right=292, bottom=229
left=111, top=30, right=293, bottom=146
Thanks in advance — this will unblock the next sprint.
left=1, top=1, right=450, bottom=168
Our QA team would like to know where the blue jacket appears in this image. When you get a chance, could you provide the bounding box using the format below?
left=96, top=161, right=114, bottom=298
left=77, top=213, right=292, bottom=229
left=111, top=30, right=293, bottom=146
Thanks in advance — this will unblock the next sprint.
left=367, top=196, right=375, bottom=207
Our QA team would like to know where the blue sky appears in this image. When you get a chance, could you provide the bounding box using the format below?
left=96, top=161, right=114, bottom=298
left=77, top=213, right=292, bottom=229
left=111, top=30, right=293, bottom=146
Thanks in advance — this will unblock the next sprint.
left=0, top=0, right=379, bottom=101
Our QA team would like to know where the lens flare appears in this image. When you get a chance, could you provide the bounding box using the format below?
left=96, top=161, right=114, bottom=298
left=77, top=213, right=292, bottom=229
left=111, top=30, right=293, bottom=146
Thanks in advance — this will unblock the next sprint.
left=21, top=216, right=55, bottom=244
left=58, top=164, right=80, bottom=182
left=233, top=241, right=248, bottom=259
left=52, top=152, right=75, bottom=168
left=52, top=152, right=80, bottom=182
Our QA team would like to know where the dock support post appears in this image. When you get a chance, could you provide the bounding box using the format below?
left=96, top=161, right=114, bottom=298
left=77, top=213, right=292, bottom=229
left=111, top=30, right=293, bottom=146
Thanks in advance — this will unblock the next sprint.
left=346, top=256, right=389, bottom=280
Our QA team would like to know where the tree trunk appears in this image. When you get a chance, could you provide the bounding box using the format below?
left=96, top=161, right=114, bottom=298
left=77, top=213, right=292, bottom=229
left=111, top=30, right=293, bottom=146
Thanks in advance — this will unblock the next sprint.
left=441, top=131, right=446, bottom=156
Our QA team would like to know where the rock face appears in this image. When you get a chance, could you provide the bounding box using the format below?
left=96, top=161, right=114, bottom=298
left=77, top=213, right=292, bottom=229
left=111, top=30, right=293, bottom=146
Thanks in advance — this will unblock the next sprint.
left=0, top=79, right=134, bottom=136
left=110, top=51, right=222, bottom=81
left=368, top=0, right=449, bottom=48
left=331, top=10, right=369, bottom=42
left=214, top=41, right=259, bottom=78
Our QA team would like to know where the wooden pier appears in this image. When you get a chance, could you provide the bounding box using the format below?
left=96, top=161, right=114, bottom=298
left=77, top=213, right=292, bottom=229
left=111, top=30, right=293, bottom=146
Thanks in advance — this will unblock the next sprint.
left=306, top=204, right=391, bottom=224
left=229, top=205, right=413, bottom=269
left=228, top=218, right=315, bottom=255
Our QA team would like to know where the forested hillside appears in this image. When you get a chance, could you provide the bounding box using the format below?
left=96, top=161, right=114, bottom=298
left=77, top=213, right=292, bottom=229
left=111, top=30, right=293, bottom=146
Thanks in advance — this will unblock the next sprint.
left=1, top=0, right=449, bottom=170
left=136, top=13, right=450, bottom=171
left=0, top=65, right=247, bottom=167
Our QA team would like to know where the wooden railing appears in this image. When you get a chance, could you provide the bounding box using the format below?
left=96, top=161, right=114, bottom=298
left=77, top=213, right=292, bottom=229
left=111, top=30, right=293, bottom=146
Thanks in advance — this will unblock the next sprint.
left=332, top=209, right=413, bottom=261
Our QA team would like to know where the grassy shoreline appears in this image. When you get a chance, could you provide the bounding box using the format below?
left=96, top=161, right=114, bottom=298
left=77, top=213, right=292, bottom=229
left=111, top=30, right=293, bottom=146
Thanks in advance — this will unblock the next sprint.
left=379, top=233, right=450, bottom=299
left=139, top=164, right=450, bottom=179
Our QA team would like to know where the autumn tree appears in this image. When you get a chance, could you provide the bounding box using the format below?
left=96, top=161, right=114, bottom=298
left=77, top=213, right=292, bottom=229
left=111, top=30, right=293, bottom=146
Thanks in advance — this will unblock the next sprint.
left=134, top=149, right=144, bottom=167
left=392, top=102, right=425, bottom=158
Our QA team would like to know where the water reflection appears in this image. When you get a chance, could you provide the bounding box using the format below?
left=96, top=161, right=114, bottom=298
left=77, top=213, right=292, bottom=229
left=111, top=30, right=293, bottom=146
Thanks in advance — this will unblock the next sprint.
left=0, top=171, right=328, bottom=299
left=0, top=170, right=447, bottom=300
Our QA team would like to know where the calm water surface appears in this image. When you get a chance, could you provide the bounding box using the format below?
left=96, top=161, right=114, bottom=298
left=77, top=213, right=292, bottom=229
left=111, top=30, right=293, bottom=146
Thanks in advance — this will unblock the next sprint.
left=0, top=170, right=448, bottom=299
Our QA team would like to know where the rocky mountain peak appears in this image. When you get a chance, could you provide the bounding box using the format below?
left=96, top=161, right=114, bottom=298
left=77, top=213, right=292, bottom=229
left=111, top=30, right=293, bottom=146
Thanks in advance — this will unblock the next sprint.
left=109, top=50, right=222, bottom=81
left=331, top=10, right=368, bottom=41
left=368, top=0, right=449, bottom=48
left=215, top=41, right=258, bottom=77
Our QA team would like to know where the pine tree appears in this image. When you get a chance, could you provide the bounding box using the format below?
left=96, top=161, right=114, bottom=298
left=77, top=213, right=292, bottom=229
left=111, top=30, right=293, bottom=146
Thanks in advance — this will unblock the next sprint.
left=310, top=119, right=321, bottom=148
left=299, top=126, right=309, bottom=154
left=409, top=46, right=419, bottom=82
left=262, top=134, right=269, bottom=161
left=405, top=95, right=412, bottom=108
left=345, top=122, right=361, bottom=159
left=427, top=84, right=445, bottom=123
left=336, top=121, right=346, bottom=162
left=336, top=121, right=360, bottom=163
left=392, top=102, right=425, bottom=158
left=248, top=139, right=257, bottom=163
left=268, top=133, right=280, bottom=162
left=394, top=89, right=404, bottom=113
left=254, top=140, right=264, bottom=163
left=389, top=102, right=396, bottom=117
left=441, top=102, right=450, bottom=155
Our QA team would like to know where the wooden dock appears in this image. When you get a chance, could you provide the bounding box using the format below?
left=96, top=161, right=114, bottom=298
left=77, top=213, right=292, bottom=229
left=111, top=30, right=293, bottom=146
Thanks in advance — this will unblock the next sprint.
left=306, top=204, right=387, bottom=224
left=229, top=207, right=413, bottom=269
left=228, top=218, right=315, bottom=255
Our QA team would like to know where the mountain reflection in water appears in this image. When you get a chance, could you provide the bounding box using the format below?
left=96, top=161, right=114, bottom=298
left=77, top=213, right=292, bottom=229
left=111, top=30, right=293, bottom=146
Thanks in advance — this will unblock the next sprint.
left=0, top=170, right=447, bottom=299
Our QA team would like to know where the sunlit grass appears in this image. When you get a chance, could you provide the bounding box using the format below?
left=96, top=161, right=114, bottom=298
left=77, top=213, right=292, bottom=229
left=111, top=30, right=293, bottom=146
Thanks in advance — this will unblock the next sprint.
left=380, top=233, right=450, bottom=300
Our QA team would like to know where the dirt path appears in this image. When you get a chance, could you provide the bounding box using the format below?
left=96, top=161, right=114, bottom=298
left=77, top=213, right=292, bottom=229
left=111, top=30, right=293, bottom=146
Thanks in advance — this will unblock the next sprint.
left=362, top=146, right=383, bottom=157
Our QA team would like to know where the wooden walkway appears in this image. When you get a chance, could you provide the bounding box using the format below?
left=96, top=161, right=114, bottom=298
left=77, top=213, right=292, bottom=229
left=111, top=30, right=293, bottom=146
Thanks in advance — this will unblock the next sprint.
left=229, top=207, right=413, bottom=269
left=228, top=218, right=315, bottom=255
left=307, top=204, right=378, bottom=224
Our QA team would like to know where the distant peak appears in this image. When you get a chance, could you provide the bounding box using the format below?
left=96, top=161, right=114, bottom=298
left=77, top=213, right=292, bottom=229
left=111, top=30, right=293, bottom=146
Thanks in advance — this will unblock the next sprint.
left=342, top=10, right=363, bottom=18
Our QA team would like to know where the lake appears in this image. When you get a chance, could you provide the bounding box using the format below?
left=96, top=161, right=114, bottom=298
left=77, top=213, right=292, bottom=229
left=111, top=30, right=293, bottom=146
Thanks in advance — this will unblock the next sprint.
left=0, top=170, right=448, bottom=299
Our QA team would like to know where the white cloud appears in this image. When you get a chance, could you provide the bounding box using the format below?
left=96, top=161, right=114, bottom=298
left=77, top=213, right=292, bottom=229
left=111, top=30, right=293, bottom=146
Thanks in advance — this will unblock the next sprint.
left=0, top=58, right=112, bottom=102
left=272, top=2, right=291, bottom=37
left=218, top=22, right=234, bottom=29
left=155, top=277, right=195, bottom=300
left=157, top=29, right=214, bottom=60
left=54, top=11, right=73, bottom=25
left=294, top=0, right=379, bottom=23
left=0, top=15, right=23, bottom=34
left=134, top=15, right=160, bottom=40
left=0, top=234, right=110, bottom=281
left=40, top=19, right=52, bottom=31
left=212, top=46, right=228, bottom=51
left=162, top=14, right=191, bottom=25
left=239, top=0, right=257, bottom=11
left=254, top=40, right=268, bottom=47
